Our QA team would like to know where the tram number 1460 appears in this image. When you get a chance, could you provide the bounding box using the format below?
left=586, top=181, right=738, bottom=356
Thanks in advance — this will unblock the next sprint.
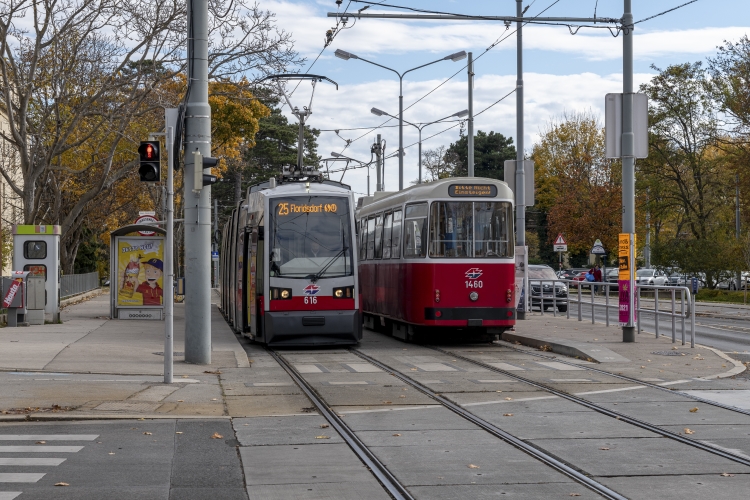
left=465, top=280, right=483, bottom=289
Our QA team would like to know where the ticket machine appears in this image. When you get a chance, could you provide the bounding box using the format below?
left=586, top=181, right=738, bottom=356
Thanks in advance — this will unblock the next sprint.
left=12, top=225, right=61, bottom=322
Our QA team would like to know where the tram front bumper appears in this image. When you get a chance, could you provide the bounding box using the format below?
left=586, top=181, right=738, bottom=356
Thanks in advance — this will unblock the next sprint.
left=264, top=310, right=362, bottom=346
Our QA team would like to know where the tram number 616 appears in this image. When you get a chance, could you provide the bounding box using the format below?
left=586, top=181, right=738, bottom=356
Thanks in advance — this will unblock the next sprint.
left=465, top=280, right=483, bottom=289
left=304, top=296, right=318, bottom=304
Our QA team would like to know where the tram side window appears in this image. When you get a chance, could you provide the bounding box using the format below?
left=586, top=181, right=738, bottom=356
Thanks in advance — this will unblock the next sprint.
left=382, top=212, right=393, bottom=259
left=366, top=216, right=376, bottom=260
left=374, top=213, right=384, bottom=259
left=390, top=209, right=402, bottom=259
left=403, top=203, right=428, bottom=259
left=359, top=219, right=367, bottom=261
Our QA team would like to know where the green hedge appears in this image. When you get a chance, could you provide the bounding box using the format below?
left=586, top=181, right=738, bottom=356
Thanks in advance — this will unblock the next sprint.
left=695, top=289, right=750, bottom=304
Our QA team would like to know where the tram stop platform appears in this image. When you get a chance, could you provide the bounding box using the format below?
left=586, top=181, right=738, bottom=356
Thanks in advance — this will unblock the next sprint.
left=0, top=290, right=746, bottom=421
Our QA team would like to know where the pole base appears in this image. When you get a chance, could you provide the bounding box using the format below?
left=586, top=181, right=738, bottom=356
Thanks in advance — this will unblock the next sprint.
left=622, top=326, right=635, bottom=343
left=517, top=311, right=526, bottom=320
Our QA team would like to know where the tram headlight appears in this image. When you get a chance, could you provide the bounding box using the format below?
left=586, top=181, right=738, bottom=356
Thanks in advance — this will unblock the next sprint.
left=271, top=287, right=293, bottom=300
left=333, top=286, right=354, bottom=299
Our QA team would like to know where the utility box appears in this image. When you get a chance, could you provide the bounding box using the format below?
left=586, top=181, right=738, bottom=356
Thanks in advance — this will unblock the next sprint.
left=12, top=225, right=61, bottom=322
left=2, top=271, right=29, bottom=327
left=26, top=276, right=46, bottom=325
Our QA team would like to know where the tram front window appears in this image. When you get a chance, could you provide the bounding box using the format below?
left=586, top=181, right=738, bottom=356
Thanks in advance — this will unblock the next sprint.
left=269, top=196, right=353, bottom=278
left=429, top=201, right=514, bottom=258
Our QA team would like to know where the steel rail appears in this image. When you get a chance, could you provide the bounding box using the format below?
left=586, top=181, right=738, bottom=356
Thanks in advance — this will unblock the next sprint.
left=493, top=341, right=750, bottom=417
left=427, top=346, right=750, bottom=468
left=349, top=349, right=627, bottom=500
left=266, top=349, right=414, bottom=500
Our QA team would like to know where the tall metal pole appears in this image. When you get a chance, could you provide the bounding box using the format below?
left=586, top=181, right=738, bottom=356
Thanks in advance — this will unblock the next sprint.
left=468, top=51, right=475, bottom=177
left=737, top=173, right=742, bottom=289
left=213, top=198, right=219, bottom=288
left=184, top=0, right=212, bottom=364
left=164, top=112, right=176, bottom=384
left=376, top=133, right=382, bottom=191
left=418, top=128, right=422, bottom=184
left=645, top=190, right=651, bottom=268
left=515, top=0, right=527, bottom=319
left=398, top=79, right=404, bottom=190
left=622, top=0, right=636, bottom=342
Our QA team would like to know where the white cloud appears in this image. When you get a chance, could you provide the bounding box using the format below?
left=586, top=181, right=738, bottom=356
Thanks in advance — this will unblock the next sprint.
left=286, top=71, right=654, bottom=199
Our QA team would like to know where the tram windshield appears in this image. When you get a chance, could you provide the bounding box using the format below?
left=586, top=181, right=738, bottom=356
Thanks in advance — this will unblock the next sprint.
left=429, top=201, right=514, bottom=258
left=269, top=196, right=353, bottom=279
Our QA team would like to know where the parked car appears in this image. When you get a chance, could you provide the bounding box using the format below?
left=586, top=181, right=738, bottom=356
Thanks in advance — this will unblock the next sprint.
left=605, top=268, right=619, bottom=291
left=635, top=268, right=668, bottom=286
left=556, top=269, right=578, bottom=280
left=527, top=264, right=568, bottom=312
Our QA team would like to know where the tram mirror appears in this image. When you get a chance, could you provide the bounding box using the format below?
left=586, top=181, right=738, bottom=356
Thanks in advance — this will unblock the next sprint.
left=272, top=247, right=281, bottom=262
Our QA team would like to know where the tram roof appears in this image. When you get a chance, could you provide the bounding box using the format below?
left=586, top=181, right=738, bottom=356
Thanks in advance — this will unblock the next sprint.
left=356, top=177, right=513, bottom=216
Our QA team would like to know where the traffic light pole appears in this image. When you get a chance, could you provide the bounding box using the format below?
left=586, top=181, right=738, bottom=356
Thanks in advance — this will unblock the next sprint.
left=184, top=0, right=212, bottom=364
left=164, top=111, right=177, bottom=383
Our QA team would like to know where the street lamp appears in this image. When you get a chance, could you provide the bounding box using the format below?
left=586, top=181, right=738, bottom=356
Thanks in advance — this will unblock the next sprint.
left=371, top=108, right=468, bottom=184
left=330, top=151, right=374, bottom=194
left=335, top=49, right=467, bottom=190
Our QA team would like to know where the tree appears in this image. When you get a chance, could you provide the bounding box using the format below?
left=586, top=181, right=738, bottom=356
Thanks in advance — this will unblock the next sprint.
left=0, top=0, right=302, bottom=273
left=421, top=146, right=452, bottom=181
left=444, top=131, right=516, bottom=179
left=531, top=112, right=622, bottom=262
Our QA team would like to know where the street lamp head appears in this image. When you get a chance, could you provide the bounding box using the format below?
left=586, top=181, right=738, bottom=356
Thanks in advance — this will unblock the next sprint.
left=334, top=49, right=357, bottom=60
left=445, top=50, right=467, bottom=62
left=330, top=152, right=344, bottom=158
left=453, top=109, right=469, bottom=118
left=370, top=107, right=387, bottom=117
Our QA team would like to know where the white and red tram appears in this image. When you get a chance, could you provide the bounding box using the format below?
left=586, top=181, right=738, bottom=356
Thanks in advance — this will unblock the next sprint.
left=356, top=177, right=516, bottom=340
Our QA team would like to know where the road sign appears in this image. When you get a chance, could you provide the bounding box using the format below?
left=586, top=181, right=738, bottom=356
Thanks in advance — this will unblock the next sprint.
left=211, top=251, right=219, bottom=261
left=553, top=233, right=567, bottom=252
left=590, top=238, right=607, bottom=255
left=691, top=278, right=698, bottom=293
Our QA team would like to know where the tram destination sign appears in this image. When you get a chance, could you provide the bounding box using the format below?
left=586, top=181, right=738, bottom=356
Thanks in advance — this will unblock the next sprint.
left=448, top=184, right=497, bottom=197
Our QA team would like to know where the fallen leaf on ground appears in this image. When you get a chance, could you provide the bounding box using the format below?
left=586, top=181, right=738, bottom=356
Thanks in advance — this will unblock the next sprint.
left=55, top=482, right=69, bottom=486
left=211, top=433, right=223, bottom=439
left=175, top=432, right=183, bottom=435
left=383, top=401, right=392, bottom=404
left=144, top=432, right=153, bottom=435
left=640, top=366, right=645, bottom=369
left=204, top=370, right=222, bottom=374
left=177, top=400, right=184, bottom=402
left=503, top=413, right=513, bottom=417
left=320, top=424, right=329, bottom=429
left=108, top=452, right=115, bottom=455
left=570, top=494, right=581, bottom=497
left=468, top=464, right=480, bottom=469
left=181, top=375, right=189, bottom=378
left=211, top=398, right=218, bottom=401
left=505, top=397, right=513, bottom=401
left=689, top=407, right=699, bottom=413
left=410, top=368, right=417, bottom=371
left=684, top=428, right=694, bottom=434
left=399, top=395, right=406, bottom=398
left=393, top=433, right=401, bottom=437
left=600, top=447, right=610, bottom=450
left=496, top=391, right=503, bottom=393
left=720, top=473, right=734, bottom=477
left=35, top=441, right=46, bottom=444
left=672, top=347, right=678, bottom=350
left=315, top=435, right=330, bottom=439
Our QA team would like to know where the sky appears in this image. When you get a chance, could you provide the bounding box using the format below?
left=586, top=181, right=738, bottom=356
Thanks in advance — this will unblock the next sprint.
left=260, top=0, right=749, bottom=199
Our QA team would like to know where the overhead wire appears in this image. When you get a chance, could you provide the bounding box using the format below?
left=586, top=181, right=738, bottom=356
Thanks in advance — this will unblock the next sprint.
left=633, top=0, right=699, bottom=25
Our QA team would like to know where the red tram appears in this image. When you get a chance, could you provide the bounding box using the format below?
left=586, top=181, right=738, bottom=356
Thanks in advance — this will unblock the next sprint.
left=356, top=177, right=516, bottom=341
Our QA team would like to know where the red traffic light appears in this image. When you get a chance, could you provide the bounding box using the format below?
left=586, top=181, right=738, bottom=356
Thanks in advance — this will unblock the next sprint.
left=138, top=141, right=160, bottom=162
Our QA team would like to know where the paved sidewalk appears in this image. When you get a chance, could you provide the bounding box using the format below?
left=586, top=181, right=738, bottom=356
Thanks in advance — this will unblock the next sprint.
left=0, top=292, right=249, bottom=420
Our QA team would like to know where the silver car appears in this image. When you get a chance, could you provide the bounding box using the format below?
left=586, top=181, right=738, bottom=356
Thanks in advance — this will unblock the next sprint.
left=635, top=268, right=668, bottom=286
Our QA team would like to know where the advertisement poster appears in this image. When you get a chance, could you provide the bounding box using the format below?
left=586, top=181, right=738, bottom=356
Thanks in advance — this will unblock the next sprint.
left=116, top=237, right=164, bottom=308
left=618, top=233, right=636, bottom=325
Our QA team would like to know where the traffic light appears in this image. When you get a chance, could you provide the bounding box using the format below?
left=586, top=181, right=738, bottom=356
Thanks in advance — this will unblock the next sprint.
left=192, top=150, right=219, bottom=192
left=138, top=141, right=161, bottom=182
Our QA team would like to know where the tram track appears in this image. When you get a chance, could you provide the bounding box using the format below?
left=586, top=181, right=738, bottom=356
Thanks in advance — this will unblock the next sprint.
left=266, top=348, right=415, bottom=500
left=487, top=341, right=750, bottom=417
left=347, top=348, right=627, bottom=500
left=420, top=345, right=750, bottom=468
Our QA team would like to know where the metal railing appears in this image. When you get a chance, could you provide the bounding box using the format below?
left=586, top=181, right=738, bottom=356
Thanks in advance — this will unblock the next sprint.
left=60, top=271, right=100, bottom=299
left=527, top=279, right=695, bottom=347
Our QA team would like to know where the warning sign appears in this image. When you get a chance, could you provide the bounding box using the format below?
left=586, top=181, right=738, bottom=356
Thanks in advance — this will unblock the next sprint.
left=553, top=233, right=567, bottom=252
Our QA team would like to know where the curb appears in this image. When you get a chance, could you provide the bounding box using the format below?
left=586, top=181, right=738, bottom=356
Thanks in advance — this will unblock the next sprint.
left=0, top=414, right=232, bottom=422
left=693, top=344, right=747, bottom=380
left=60, top=288, right=103, bottom=309
left=501, top=331, right=630, bottom=364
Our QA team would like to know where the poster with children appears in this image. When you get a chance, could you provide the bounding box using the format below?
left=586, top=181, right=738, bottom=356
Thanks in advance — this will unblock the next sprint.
left=116, top=237, right=165, bottom=308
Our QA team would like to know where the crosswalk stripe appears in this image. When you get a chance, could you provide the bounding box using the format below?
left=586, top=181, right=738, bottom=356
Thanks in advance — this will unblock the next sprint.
left=0, top=493, right=22, bottom=500
left=293, top=364, right=323, bottom=373
left=0, top=446, right=83, bottom=453
left=0, top=458, right=66, bottom=466
left=536, top=361, right=584, bottom=371
left=0, top=435, right=98, bottom=441
left=0, top=473, right=45, bottom=483
left=345, top=363, right=383, bottom=373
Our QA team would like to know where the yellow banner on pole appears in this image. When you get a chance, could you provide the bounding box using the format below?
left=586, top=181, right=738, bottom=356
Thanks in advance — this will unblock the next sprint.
left=618, top=233, right=636, bottom=281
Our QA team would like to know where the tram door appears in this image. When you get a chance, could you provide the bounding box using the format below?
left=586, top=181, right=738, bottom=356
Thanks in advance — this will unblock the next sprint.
left=248, top=226, right=262, bottom=337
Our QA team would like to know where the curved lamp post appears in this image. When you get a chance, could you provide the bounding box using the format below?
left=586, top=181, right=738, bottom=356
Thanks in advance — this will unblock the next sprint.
left=371, top=108, right=468, bottom=184
left=335, top=49, right=467, bottom=190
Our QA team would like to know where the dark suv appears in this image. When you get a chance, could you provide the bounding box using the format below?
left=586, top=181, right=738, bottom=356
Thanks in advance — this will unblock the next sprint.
left=528, top=264, right=568, bottom=312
